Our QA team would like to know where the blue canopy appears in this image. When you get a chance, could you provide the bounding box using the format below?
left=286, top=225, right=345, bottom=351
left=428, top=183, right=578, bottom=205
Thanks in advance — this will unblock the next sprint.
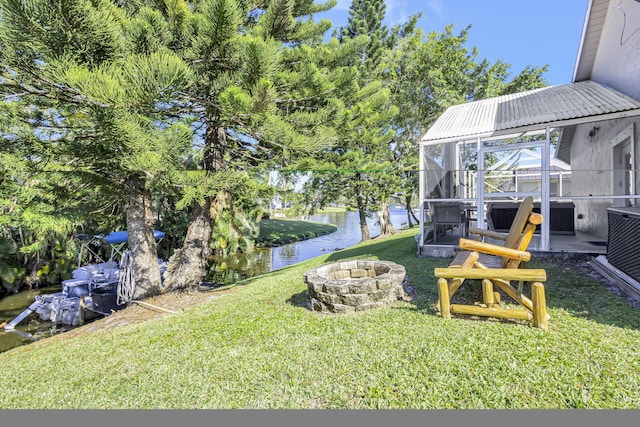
left=103, top=230, right=165, bottom=245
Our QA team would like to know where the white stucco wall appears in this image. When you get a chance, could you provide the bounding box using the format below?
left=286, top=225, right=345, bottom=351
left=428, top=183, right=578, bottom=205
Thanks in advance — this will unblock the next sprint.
left=570, top=117, right=640, bottom=237
left=591, top=0, right=640, bottom=100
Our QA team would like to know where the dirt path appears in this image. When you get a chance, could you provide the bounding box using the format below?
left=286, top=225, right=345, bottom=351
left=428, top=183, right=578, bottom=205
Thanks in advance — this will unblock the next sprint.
left=47, top=286, right=240, bottom=342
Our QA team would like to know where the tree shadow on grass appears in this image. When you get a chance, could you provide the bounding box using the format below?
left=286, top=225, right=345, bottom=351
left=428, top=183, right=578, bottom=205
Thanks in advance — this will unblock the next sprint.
left=323, top=240, right=407, bottom=265
left=529, top=259, right=640, bottom=330
left=286, top=289, right=310, bottom=309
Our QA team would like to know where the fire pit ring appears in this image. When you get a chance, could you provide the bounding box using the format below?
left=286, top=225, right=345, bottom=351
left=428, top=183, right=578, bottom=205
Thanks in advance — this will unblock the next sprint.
left=303, top=259, right=407, bottom=314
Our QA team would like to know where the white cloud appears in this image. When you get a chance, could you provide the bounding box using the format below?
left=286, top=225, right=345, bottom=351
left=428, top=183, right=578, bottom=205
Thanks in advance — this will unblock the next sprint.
left=335, top=0, right=351, bottom=11
left=424, top=0, right=445, bottom=21
left=386, top=0, right=445, bottom=26
left=332, top=0, right=446, bottom=25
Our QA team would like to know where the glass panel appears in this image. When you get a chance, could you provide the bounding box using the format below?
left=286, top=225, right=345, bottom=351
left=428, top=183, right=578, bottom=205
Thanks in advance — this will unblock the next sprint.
left=485, top=146, right=540, bottom=195
left=423, top=142, right=478, bottom=200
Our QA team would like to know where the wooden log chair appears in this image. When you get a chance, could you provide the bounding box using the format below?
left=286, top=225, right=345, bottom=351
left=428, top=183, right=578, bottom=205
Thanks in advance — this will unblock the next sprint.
left=433, top=196, right=549, bottom=329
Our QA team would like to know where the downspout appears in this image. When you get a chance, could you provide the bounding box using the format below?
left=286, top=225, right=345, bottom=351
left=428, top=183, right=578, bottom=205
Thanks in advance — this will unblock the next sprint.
left=477, top=137, right=486, bottom=230
left=419, top=143, right=425, bottom=250
left=541, top=126, right=551, bottom=251
left=632, top=122, right=637, bottom=205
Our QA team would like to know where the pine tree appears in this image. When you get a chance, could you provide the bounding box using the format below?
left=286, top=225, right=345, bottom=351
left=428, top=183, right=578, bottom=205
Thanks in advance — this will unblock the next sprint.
left=0, top=0, right=192, bottom=298
left=122, top=0, right=356, bottom=290
left=316, top=0, right=399, bottom=241
left=340, top=0, right=387, bottom=73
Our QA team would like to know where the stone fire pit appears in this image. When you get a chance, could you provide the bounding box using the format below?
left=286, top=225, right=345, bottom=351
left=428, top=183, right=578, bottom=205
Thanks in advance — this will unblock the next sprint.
left=303, top=260, right=407, bottom=314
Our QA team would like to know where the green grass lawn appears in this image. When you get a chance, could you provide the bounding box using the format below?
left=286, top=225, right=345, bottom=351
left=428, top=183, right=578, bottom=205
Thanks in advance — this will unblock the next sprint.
left=1, top=229, right=639, bottom=409
left=314, top=206, right=349, bottom=214
left=256, top=218, right=337, bottom=247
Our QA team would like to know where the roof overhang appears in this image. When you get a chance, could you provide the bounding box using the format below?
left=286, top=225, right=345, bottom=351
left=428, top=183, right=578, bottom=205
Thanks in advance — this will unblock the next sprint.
left=573, top=0, right=610, bottom=83
left=419, top=80, right=640, bottom=146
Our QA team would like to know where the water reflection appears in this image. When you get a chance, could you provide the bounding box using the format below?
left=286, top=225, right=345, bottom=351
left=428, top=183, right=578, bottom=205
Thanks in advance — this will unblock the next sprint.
left=207, top=247, right=272, bottom=284
left=206, top=209, right=412, bottom=283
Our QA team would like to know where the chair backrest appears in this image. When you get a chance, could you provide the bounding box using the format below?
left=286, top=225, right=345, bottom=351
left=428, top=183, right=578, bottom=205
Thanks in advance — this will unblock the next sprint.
left=503, top=196, right=534, bottom=250
left=433, top=203, right=462, bottom=224
left=501, top=196, right=543, bottom=268
left=458, top=196, right=543, bottom=268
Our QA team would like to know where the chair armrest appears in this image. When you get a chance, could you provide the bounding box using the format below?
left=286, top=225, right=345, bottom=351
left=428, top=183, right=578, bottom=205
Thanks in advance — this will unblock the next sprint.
left=434, top=267, right=546, bottom=282
left=467, top=227, right=508, bottom=241
left=458, top=238, right=531, bottom=261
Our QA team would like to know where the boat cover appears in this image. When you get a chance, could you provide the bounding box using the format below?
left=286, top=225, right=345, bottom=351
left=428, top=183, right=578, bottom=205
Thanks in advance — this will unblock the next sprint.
left=103, top=230, right=165, bottom=245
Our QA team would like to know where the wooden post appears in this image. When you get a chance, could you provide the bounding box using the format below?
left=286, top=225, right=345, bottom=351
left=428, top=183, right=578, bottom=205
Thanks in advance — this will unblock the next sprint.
left=455, top=262, right=538, bottom=312
left=438, top=278, right=451, bottom=319
left=531, top=282, right=548, bottom=330
left=435, top=251, right=479, bottom=311
left=491, top=278, right=534, bottom=312
left=482, top=279, right=495, bottom=308
left=458, top=239, right=531, bottom=262
left=450, top=304, right=533, bottom=321
left=434, top=267, right=546, bottom=282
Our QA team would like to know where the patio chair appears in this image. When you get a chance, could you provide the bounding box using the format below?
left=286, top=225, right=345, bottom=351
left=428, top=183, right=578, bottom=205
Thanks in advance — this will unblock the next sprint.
left=430, top=203, right=466, bottom=244
left=433, top=196, right=549, bottom=329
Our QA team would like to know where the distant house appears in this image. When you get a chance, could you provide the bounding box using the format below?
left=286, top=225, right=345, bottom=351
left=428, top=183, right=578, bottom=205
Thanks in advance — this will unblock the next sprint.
left=418, top=0, right=640, bottom=261
left=485, top=149, right=572, bottom=198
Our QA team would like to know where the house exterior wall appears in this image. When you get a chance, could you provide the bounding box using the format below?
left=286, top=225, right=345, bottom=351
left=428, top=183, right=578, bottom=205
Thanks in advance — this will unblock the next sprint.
left=590, top=0, right=640, bottom=101
left=570, top=117, right=640, bottom=238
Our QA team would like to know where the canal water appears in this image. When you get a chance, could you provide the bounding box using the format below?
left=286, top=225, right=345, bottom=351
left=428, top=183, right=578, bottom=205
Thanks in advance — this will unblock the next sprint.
left=1, top=208, right=415, bottom=353
left=206, top=208, right=415, bottom=284
left=0, top=285, right=66, bottom=353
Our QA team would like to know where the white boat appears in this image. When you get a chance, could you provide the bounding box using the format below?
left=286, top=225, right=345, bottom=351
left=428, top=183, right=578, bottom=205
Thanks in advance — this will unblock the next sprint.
left=3, top=230, right=167, bottom=330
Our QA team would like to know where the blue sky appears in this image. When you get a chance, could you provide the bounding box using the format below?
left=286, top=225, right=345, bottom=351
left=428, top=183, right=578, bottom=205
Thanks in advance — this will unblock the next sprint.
left=318, top=0, right=589, bottom=86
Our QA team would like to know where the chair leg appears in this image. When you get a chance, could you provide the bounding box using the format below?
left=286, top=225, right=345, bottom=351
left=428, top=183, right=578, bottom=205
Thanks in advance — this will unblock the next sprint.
left=531, top=282, right=548, bottom=330
left=482, top=279, right=495, bottom=308
left=437, top=278, right=451, bottom=319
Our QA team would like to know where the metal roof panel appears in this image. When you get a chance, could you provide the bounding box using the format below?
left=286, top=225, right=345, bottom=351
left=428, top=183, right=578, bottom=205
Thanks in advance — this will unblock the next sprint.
left=420, top=81, right=640, bottom=144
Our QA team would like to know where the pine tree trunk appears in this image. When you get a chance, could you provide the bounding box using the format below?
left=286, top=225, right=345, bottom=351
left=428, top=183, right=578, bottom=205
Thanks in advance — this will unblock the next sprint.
left=376, top=200, right=398, bottom=238
left=162, top=201, right=212, bottom=291
left=405, top=194, right=419, bottom=227
left=164, top=118, right=226, bottom=291
left=358, top=208, right=371, bottom=242
left=125, top=174, right=163, bottom=300
left=357, top=186, right=371, bottom=242
left=404, top=195, right=414, bottom=228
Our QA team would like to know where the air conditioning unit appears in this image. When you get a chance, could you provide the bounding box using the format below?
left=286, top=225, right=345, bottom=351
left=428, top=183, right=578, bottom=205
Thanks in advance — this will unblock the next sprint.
left=607, top=207, right=640, bottom=283
left=489, top=201, right=575, bottom=234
